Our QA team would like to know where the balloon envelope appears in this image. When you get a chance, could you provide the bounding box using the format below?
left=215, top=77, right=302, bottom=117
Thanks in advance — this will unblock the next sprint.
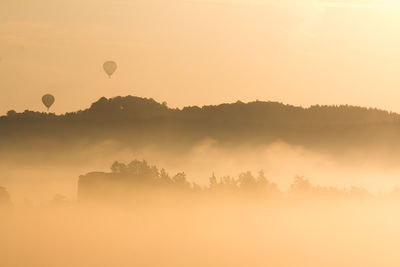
left=42, top=94, right=55, bottom=110
left=103, top=61, right=117, bottom=78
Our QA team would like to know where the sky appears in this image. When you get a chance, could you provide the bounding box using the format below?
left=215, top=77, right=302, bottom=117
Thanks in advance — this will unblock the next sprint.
left=1, top=0, right=400, bottom=115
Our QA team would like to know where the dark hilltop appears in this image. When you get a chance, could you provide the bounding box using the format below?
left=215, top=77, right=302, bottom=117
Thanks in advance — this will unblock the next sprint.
left=2, top=96, right=400, bottom=155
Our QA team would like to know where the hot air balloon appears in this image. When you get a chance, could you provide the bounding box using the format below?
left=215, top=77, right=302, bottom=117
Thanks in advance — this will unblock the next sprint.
left=42, top=94, right=55, bottom=111
left=103, top=61, right=117, bottom=78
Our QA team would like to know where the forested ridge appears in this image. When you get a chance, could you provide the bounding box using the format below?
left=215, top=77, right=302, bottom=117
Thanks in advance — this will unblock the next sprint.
left=2, top=96, right=400, bottom=151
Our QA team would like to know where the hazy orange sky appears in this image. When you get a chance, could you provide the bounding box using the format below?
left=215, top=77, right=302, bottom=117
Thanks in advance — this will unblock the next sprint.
left=1, top=0, right=400, bottom=115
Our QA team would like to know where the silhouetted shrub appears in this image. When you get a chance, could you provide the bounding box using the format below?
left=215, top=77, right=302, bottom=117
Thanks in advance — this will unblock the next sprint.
left=0, top=186, right=12, bottom=207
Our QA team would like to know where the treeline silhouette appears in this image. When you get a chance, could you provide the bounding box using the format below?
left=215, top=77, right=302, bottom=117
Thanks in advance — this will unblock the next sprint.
left=2, top=96, right=400, bottom=153
left=78, top=159, right=400, bottom=202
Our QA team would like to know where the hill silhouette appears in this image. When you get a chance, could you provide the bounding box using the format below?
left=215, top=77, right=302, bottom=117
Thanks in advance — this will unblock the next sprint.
left=2, top=96, right=400, bottom=154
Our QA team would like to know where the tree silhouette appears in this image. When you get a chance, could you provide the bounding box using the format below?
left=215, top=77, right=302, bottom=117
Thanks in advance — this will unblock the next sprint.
left=0, top=186, right=12, bottom=207
left=2, top=95, right=400, bottom=156
left=75, top=159, right=393, bottom=203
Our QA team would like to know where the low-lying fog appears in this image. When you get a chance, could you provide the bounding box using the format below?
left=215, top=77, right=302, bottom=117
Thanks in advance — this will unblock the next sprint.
left=1, top=140, right=400, bottom=203
left=2, top=199, right=400, bottom=267
left=2, top=140, right=400, bottom=266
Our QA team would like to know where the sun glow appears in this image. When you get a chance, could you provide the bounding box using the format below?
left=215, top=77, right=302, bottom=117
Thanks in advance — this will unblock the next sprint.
left=320, top=0, right=400, bottom=8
